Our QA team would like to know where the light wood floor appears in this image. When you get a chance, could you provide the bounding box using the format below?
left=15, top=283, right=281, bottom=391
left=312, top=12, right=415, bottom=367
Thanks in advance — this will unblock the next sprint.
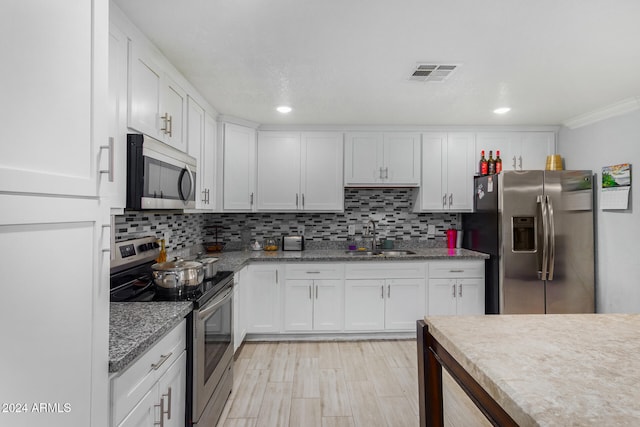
left=216, top=340, right=419, bottom=427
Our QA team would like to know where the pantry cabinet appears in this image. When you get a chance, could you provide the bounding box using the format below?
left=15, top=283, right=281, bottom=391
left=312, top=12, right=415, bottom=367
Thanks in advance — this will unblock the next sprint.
left=475, top=131, right=555, bottom=172
left=344, top=132, right=421, bottom=186
left=256, top=132, right=343, bottom=211
left=283, top=264, right=344, bottom=331
left=223, top=123, right=257, bottom=211
left=245, top=264, right=282, bottom=333
left=428, top=261, right=485, bottom=315
left=128, top=41, right=187, bottom=152
left=418, top=132, right=475, bottom=212
left=344, top=262, right=426, bottom=331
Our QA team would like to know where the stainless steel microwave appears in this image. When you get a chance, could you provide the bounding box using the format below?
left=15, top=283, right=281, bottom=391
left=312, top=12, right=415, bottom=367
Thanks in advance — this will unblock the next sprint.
left=126, top=134, right=197, bottom=210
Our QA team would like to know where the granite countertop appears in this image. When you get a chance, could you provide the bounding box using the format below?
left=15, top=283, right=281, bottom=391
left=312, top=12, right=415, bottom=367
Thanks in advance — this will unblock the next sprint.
left=205, top=247, right=488, bottom=272
left=109, top=302, right=192, bottom=373
left=424, top=314, right=640, bottom=426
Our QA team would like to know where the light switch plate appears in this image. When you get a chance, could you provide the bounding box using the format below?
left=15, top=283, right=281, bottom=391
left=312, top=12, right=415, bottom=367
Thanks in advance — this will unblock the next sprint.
left=348, top=224, right=356, bottom=236
left=427, top=224, right=436, bottom=235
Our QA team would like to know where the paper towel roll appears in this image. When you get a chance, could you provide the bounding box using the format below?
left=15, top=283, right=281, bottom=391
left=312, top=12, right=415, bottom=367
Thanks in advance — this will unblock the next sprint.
left=456, top=230, right=464, bottom=248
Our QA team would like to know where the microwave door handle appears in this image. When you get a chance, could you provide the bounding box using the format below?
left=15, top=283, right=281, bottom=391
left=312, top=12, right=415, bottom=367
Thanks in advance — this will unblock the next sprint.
left=178, top=165, right=195, bottom=203
left=546, top=195, right=556, bottom=281
left=185, top=164, right=195, bottom=201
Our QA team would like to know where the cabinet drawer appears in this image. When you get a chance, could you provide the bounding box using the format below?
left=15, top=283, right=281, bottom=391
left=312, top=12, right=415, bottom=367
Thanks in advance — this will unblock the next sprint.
left=285, top=263, right=344, bottom=279
left=111, top=319, right=186, bottom=426
left=428, top=261, right=484, bottom=278
left=344, top=262, right=426, bottom=279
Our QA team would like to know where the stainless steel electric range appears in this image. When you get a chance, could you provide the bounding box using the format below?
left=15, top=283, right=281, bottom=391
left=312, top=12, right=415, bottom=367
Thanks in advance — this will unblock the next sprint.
left=110, top=236, right=234, bottom=427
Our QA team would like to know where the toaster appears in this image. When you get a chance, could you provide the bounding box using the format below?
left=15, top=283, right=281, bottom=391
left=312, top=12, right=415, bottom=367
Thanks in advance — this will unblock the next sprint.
left=282, top=235, right=304, bottom=251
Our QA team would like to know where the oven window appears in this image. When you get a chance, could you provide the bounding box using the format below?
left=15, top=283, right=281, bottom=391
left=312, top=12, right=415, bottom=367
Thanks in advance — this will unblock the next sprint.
left=204, top=296, right=232, bottom=380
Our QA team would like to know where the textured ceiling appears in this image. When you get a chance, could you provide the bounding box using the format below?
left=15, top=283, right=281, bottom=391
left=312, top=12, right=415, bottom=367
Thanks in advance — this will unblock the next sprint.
left=113, top=0, right=640, bottom=126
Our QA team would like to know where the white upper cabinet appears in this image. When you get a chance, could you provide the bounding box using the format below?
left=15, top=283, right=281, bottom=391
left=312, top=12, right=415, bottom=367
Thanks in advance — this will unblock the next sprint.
left=128, top=41, right=187, bottom=152
left=344, top=132, right=420, bottom=186
left=223, top=123, right=257, bottom=211
left=0, top=0, right=107, bottom=197
left=256, top=131, right=343, bottom=211
left=419, top=132, right=475, bottom=212
left=201, top=112, right=218, bottom=211
left=476, top=131, right=555, bottom=172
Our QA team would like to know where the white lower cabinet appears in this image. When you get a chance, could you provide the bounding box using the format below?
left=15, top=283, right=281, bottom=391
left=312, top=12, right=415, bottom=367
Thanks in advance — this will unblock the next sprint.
left=233, top=268, right=249, bottom=352
left=283, top=263, right=344, bottom=332
left=111, top=320, right=186, bottom=427
left=344, top=262, right=427, bottom=332
left=428, top=261, right=485, bottom=315
left=245, top=264, right=282, bottom=333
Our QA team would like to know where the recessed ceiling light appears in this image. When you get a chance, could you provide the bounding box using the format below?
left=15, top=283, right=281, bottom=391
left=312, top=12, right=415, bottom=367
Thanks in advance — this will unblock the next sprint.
left=493, top=107, right=511, bottom=115
left=276, top=106, right=292, bottom=114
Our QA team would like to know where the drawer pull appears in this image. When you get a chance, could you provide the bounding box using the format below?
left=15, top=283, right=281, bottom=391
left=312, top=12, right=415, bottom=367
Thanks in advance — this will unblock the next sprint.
left=306, top=271, right=321, bottom=274
left=449, top=270, right=464, bottom=273
left=151, top=352, right=173, bottom=371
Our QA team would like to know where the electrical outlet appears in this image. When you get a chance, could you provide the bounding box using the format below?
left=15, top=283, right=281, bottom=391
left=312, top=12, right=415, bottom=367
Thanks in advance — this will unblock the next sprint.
left=427, top=224, right=436, bottom=236
left=348, top=224, right=356, bottom=236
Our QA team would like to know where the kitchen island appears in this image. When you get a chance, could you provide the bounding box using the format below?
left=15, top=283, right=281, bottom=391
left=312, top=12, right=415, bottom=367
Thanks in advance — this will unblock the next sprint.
left=418, top=314, right=640, bottom=426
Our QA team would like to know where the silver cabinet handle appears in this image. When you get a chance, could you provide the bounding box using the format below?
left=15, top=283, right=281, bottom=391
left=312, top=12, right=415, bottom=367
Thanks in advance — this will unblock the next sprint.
left=309, top=285, right=312, bottom=299
left=458, top=284, right=462, bottom=297
left=160, top=113, right=170, bottom=135
left=302, top=193, right=305, bottom=208
left=201, top=189, right=207, bottom=203
left=296, top=193, right=299, bottom=207
left=250, top=192, right=254, bottom=205
left=151, top=352, right=173, bottom=370
left=306, top=271, right=321, bottom=274
left=442, top=194, right=447, bottom=208
left=275, top=270, right=278, bottom=284
left=315, top=284, right=318, bottom=299
left=518, top=156, right=522, bottom=170
left=449, top=270, right=464, bottom=273
left=451, top=284, right=456, bottom=298
left=154, top=398, right=165, bottom=427
left=99, top=137, right=114, bottom=182
left=162, top=387, right=172, bottom=419
left=381, top=285, right=384, bottom=299
left=387, top=284, right=390, bottom=298
left=449, top=193, right=453, bottom=206
left=379, top=166, right=384, bottom=180
left=512, top=156, right=517, bottom=169
left=384, top=167, right=389, bottom=179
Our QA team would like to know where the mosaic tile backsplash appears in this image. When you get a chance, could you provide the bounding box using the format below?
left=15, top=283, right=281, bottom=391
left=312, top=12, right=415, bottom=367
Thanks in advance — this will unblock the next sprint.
left=114, top=188, right=459, bottom=252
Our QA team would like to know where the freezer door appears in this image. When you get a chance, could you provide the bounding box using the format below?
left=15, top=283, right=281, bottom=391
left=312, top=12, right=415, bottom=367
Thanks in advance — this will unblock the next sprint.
left=544, top=171, right=595, bottom=313
left=500, top=171, right=545, bottom=314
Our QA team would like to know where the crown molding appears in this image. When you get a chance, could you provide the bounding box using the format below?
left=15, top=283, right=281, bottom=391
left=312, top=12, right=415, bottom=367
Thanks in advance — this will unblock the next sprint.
left=562, top=97, right=640, bottom=129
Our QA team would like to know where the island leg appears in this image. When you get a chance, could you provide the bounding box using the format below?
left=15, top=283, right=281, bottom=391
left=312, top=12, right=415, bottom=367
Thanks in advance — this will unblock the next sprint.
left=417, top=319, right=443, bottom=427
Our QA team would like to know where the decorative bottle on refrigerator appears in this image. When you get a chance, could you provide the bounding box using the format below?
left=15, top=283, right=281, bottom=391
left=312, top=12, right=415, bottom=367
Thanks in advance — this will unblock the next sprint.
left=495, top=150, right=502, bottom=173
left=487, top=150, right=496, bottom=175
left=479, top=151, right=488, bottom=176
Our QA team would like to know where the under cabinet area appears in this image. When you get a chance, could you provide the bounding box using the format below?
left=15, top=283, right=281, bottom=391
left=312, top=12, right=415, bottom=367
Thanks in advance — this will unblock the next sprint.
left=111, top=319, right=187, bottom=427
left=428, top=261, right=485, bottom=315
left=344, top=262, right=427, bottom=331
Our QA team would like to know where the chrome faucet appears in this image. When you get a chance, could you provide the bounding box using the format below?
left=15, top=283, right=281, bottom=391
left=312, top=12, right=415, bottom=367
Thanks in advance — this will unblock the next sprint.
left=366, top=219, right=378, bottom=252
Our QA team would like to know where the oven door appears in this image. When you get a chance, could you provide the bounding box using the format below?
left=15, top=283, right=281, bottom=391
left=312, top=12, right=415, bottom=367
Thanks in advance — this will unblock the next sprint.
left=193, top=287, right=233, bottom=423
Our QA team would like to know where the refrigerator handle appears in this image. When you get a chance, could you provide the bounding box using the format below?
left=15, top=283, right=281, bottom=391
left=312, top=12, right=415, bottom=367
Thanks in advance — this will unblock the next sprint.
left=536, top=195, right=549, bottom=280
left=546, top=195, right=556, bottom=281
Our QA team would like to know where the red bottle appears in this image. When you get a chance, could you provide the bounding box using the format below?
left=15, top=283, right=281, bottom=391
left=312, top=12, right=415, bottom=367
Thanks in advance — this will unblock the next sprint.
left=479, top=151, right=488, bottom=176
left=495, top=150, right=503, bottom=173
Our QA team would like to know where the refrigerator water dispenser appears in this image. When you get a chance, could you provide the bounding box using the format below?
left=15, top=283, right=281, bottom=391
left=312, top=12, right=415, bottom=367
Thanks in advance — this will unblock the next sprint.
left=512, top=216, right=535, bottom=252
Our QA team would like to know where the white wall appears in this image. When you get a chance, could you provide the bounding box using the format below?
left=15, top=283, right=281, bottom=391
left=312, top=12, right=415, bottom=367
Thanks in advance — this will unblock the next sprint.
left=558, top=109, right=640, bottom=313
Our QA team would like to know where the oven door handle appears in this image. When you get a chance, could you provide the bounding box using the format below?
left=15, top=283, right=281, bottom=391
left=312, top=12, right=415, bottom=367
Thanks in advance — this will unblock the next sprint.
left=197, top=288, right=232, bottom=321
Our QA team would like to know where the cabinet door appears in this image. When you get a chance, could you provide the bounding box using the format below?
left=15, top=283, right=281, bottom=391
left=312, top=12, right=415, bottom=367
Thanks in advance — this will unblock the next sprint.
left=223, top=123, right=256, bottom=211
left=200, top=112, right=218, bottom=211
left=162, top=75, right=187, bottom=152
left=246, top=265, right=281, bottom=333
left=256, top=132, right=301, bottom=210
left=0, top=0, right=106, bottom=197
left=301, top=132, right=344, bottom=211
left=344, top=133, right=384, bottom=185
left=283, top=280, right=314, bottom=331
left=517, top=132, right=555, bottom=170
left=383, top=133, right=421, bottom=185
left=428, top=278, right=457, bottom=315
left=385, top=278, right=426, bottom=331
left=117, top=387, right=157, bottom=427
left=445, top=133, right=475, bottom=211
left=187, top=97, right=205, bottom=208
left=457, top=278, right=485, bottom=315
left=106, top=22, right=128, bottom=209
left=344, top=279, right=385, bottom=330
left=129, top=42, right=163, bottom=140
left=313, top=279, right=343, bottom=331
left=420, top=133, right=447, bottom=211
left=157, top=351, right=187, bottom=427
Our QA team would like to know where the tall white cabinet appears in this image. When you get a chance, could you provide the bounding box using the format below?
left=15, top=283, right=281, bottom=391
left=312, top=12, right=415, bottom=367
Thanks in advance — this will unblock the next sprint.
left=223, top=123, right=257, bottom=211
left=0, top=2, right=110, bottom=427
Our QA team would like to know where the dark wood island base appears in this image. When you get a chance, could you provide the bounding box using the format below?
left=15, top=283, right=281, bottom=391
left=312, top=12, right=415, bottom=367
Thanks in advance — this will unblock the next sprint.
left=417, top=320, right=518, bottom=427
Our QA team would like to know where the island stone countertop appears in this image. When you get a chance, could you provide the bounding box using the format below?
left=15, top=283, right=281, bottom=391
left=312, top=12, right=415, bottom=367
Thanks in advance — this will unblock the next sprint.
left=424, top=314, right=640, bottom=426
left=109, top=302, right=192, bottom=373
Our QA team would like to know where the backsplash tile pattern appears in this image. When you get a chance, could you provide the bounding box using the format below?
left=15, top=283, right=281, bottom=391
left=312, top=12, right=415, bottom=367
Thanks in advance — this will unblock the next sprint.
left=115, top=188, right=459, bottom=252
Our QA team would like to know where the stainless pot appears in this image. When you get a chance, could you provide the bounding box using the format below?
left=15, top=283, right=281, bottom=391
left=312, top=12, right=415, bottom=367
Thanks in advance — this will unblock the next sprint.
left=196, top=256, right=219, bottom=279
left=151, top=260, right=204, bottom=290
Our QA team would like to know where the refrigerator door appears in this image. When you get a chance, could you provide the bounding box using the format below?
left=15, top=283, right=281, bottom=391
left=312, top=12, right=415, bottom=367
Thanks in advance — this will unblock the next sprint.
left=544, top=171, right=595, bottom=313
left=500, top=171, right=546, bottom=314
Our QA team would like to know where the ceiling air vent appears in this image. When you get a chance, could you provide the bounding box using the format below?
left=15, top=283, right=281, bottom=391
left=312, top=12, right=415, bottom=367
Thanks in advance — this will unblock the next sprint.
left=409, top=64, right=459, bottom=82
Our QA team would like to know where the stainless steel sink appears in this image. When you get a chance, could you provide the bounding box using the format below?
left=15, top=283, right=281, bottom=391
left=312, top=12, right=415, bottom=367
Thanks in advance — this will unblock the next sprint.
left=344, top=250, right=416, bottom=257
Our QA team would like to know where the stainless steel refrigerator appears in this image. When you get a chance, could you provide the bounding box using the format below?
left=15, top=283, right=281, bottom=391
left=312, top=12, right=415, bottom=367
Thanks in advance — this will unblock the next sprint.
left=462, top=170, right=595, bottom=314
